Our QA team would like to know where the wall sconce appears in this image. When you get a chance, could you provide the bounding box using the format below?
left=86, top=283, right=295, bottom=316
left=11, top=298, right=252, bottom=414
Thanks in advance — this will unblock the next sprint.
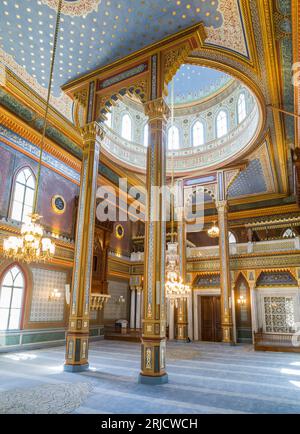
left=237, top=295, right=246, bottom=306
left=113, top=295, right=125, bottom=305
left=48, top=288, right=62, bottom=302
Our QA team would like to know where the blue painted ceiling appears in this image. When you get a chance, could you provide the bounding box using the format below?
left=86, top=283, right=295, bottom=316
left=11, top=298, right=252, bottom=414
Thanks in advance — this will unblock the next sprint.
left=0, top=0, right=224, bottom=97
left=167, top=64, right=232, bottom=105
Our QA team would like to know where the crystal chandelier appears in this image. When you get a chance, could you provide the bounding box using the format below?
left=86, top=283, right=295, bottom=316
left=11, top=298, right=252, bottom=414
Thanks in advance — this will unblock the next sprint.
left=3, top=1, right=63, bottom=263
left=3, top=214, right=55, bottom=263
left=207, top=221, right=220, bottom=238
left=165, top=243, right=191, bottom=299
left=165, top=78, right=190, bottom=302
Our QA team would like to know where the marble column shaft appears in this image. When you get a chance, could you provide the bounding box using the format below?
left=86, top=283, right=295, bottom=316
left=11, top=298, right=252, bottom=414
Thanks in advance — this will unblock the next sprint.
left=65, top=122, right=102, bottom=371
left=217, top=200, right=234, bottom=344
left=139, top=97, right=170, bottom=384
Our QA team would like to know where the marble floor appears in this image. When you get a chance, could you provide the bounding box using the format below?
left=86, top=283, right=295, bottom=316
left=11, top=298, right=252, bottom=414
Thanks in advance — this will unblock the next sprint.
left=0, top=340, right=300, bottom=414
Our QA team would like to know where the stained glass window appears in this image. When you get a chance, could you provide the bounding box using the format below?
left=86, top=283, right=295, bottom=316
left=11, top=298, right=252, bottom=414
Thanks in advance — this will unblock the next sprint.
left=11, top=167, right=35, bottom=223
left=192, top=121, right=204, bottom=147
left=237, top=93, right=246, bottom=123
left=216, top=110, right=228, bottom=138
left=0, top=266, right=24, bottom=330
left=105, top=111, right=112, bottom=128
left=229, top=231, right=237, bottom=244
left=143, top=124, right=149, bottom=147
left=121, top=113, right=132, bottom=141
left=168, top=125, right=180, bottom=150
left=283, top=228, right=296, bottom=238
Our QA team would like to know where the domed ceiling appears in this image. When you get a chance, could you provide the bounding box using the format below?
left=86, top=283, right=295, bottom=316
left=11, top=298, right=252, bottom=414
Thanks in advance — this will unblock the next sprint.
left=0, top=0, right=249, bottom=118
left=167, top=64, right=232, bottom=105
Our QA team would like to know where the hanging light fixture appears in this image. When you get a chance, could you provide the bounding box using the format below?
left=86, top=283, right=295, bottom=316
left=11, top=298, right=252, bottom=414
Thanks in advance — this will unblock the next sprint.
left=3, top=1, right=63, bottom=263
left=207, top=220, right=220, bottom=238
left=165, top=78, right=191, bottom=302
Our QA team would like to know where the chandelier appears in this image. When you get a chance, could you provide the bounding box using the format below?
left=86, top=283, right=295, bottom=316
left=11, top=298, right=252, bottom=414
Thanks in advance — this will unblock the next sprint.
left=165, top=79, right=190, bottom=302
left=165, top=243, right=191, bottom=299
left=3, top=1, right=63, bottom=263
left=3, top=214, right=55, bottom=263
left=207, top=221, right=220, bottom=238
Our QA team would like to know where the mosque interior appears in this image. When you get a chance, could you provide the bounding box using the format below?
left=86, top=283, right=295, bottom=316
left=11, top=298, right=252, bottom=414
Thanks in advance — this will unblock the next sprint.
left=0, top=0, right=300, bottom=415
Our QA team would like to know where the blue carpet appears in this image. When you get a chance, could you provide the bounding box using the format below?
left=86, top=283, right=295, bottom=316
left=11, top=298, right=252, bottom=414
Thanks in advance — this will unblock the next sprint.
left=0, top=341, right=300, bottom=414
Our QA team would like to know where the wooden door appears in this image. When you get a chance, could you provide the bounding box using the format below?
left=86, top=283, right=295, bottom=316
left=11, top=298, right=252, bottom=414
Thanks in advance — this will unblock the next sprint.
left=200, top=296, right=222, bottom=342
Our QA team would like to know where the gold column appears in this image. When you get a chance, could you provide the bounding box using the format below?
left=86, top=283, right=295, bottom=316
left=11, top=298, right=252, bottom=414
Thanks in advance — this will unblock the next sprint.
left=175, top=182, right=188, bottom=341
left=216, top=200, right=234, bottom=344
left=139, top=97, right=170, bottom=385
left=64, top=122, right=102, bottom=372
left=175, top=298, right=188, bottom=341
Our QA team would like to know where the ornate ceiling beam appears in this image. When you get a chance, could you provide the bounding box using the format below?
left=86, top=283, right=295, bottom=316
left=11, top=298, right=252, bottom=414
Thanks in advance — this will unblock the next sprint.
left=292, top=0, right=300, bottom=149
left=257, top=0, right=289, bottom=194
left=61, top=23, right=206, bottom=127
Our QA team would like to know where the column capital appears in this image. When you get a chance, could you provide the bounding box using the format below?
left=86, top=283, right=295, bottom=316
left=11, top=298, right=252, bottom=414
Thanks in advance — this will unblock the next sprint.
left=144, top=97, right=171, bottom=121
left=80, top=122, right=105, bottom=144
left=216, top=199, right=228, bottom=213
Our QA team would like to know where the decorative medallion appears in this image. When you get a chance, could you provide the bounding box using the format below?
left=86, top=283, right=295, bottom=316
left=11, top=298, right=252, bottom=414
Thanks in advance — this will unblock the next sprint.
left=41, top=0, right=101, bottom=17
left=115, top=224, right=125, bottom=240
left=52, top=195, right=66, bottom=214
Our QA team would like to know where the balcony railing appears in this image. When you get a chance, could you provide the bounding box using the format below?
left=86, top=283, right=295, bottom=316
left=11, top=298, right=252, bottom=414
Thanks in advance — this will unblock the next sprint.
left=129, top=238, right=300, bottom=262
left=186, top=238, right=300, bottom=259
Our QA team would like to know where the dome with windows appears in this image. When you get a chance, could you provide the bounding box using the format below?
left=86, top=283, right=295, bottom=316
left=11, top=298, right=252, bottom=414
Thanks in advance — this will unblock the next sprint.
left=101, top=64, right=262, bottom=175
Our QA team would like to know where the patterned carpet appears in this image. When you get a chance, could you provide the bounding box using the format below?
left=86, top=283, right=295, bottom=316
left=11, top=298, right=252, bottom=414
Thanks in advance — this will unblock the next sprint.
left=0, top=341, right=300, bottom=414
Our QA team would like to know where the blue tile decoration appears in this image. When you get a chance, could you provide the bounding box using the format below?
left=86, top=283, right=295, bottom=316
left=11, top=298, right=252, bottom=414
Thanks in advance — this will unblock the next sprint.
left=256, top=271, right=298, bottom=287
left=228, top=159, right=267, bottom=198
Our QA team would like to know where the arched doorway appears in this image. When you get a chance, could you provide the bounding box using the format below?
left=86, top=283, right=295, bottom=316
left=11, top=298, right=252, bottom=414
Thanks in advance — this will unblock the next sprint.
left=234, top=274, right=252, bottom=343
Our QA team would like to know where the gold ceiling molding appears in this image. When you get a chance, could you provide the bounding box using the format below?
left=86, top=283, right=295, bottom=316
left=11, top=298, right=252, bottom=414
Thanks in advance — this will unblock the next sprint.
left=0, top=108, right=81, bottom=182
left=292, top=0, right=300, bottom=148
left=244, top=215, right=300, bottom=229
left=40, top=0, right=101, bottom=17
left=256, top=0, right=288, bottom=194
left=1, top=67, right=81, bottom=148
left=0, top=49, right=73, bottom=120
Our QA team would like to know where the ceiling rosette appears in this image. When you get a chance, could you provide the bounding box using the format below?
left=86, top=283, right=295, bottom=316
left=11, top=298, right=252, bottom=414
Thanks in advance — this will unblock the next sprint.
left=40, top=0, right=101, bottom=17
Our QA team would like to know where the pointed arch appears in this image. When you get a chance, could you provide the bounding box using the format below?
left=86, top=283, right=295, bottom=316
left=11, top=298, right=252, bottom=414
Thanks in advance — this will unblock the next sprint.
left=10, top=166, right=36, bottom=223
left=0, top=264, right=25, bottom=330
left=168, top=125, right=180, bottom=150
left=237, top=93, right=246, bottom=123
left=216, top=109, right=228, bottom=138
left=192, top=120, right=205, bottom=147
left=121, top=113, right=132, bottom=141
left=143, top=123, right=149, bottom=147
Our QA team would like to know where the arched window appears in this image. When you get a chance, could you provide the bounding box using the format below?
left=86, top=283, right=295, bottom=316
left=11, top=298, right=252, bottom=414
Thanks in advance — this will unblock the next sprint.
left=168, top=125, right=180, bottom=150
left=104, top=111, right=112, bottom=128
left=143, top=124, right=149, bottom=147
left=237, top=93, right=246, bottom=124
left=216, top=110, right=228, bottom=138
left=11, top=167, right=35, bottom=223
left=121, top=113, right=132, bottom=141
left=0, top=266, right=25, bottom=330
left=192, top=120, right=204, bottom=147
left=283, top=228, right=296, bottom=238
left=229, top=231, right=237, bottom=244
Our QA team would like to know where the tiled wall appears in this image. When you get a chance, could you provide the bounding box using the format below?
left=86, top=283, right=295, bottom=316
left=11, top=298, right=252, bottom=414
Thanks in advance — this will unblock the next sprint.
left=29, top=268, right=67, bottom=322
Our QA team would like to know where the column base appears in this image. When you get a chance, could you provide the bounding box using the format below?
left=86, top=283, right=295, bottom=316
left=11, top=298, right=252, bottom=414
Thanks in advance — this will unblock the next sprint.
left=138, top=373, right=168, bottom=385
left=64, top=363, right=89, bottom=373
